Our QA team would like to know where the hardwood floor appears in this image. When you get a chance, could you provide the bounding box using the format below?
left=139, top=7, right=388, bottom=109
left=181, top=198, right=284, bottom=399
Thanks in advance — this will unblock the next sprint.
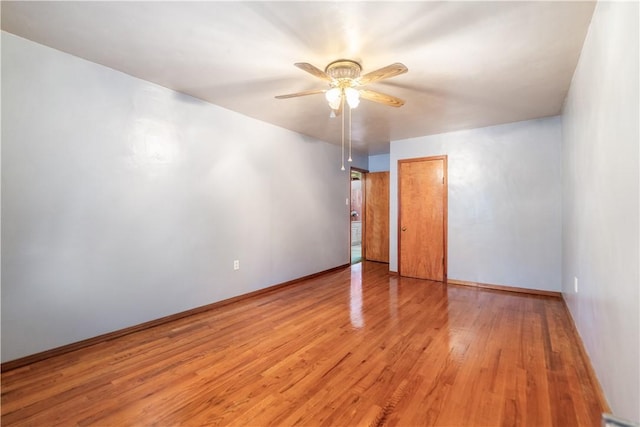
left=1, top=262, right=606, bottom=426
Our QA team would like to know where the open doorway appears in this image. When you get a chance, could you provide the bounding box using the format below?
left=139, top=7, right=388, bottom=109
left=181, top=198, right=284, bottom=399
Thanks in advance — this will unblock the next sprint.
left=350, top=168, right=367, bottom=264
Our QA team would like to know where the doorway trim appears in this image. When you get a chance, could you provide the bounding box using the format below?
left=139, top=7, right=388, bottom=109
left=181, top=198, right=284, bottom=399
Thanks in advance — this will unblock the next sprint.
left=350, top=166, right=368, bottom=264
left=397, top=155, right=448, bottom=280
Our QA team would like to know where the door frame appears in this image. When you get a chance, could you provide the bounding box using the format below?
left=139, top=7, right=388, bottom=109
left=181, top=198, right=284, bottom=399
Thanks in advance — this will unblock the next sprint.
left=397, top=155, right=448, bottom=280
left=350, top=167, right=368, bottom=264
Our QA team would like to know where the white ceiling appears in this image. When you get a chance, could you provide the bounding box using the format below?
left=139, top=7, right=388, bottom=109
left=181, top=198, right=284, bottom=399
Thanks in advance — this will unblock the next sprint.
left=1, top=1, right=595, bottom=155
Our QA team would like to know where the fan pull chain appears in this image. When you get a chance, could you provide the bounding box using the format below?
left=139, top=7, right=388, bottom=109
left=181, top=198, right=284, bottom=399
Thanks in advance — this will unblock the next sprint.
left=348, top=105, right=353, bottom=163
left=340, top=94, right=345, bottom=171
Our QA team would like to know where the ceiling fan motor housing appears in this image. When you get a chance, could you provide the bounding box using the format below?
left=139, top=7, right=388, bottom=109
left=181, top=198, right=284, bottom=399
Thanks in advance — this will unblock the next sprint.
left=325, top=59, right=362, bottom=85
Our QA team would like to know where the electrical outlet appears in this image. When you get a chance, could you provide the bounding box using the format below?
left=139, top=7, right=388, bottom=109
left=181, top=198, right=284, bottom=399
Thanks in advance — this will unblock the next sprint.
left=574, top=276, right=578, bottom=293
left=234, top=260, right=240, bottom=271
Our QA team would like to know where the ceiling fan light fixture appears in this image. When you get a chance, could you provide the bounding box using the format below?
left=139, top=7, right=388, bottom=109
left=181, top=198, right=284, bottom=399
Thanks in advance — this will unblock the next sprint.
left=345, top=87, right=360, bottom=109
left=325, top=87, right=342, bottom=110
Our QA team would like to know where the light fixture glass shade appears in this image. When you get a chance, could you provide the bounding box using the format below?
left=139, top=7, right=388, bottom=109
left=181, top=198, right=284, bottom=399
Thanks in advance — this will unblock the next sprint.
left=345, top=87, right=360, bottom=109
left=325, top=88, right=342, bottom=110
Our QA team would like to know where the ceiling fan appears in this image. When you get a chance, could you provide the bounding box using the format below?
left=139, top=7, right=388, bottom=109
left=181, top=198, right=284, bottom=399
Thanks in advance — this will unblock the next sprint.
left=275, top=59, right=408, bottom=113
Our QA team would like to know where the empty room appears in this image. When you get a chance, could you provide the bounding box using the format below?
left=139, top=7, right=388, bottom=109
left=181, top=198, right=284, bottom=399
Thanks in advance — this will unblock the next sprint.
left=1, top=1, right=638, bottom=426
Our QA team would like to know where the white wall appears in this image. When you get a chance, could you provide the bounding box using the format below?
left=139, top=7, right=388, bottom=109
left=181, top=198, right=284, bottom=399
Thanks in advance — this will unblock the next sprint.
left=561, top=1, right=639, bottom=422
left=0, top=33, right=362, bottom=362
left=390, top=117, right=562, bottom=291
left=368, top=153, right=390, bottom=172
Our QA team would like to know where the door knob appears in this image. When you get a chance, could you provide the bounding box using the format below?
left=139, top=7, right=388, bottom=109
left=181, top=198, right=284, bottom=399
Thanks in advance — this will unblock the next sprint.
left=401, top=227, right=407, bottom=231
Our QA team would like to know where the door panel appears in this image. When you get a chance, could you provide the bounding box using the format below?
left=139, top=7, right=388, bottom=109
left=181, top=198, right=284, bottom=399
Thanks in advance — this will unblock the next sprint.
left=399, top=157, right=447, bottom=281
left=365, top=172, right=389, bottom=263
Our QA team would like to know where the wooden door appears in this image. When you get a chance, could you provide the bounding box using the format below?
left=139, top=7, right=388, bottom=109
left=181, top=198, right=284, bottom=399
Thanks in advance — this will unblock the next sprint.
left=364, top=172, right=389, bottom=263
left=398, top=156, right=447, bottom=281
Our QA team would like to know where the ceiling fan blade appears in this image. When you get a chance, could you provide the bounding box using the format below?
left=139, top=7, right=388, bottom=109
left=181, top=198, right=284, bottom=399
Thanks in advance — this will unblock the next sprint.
left=294, top=62, right=332, bottom=82
left=275, top=88, right=326, bottom=99
left=358, top=63, right=408, bottom=85
left=359, top=89, right=405, bottom=107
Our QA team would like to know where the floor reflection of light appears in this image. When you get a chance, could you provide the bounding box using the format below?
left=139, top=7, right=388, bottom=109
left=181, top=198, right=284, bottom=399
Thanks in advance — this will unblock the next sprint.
left=389, top=277, right=398, bottom=325
left=350, top=266, right=364, bottom=329
left=449, top=330, right=468, bottom=362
